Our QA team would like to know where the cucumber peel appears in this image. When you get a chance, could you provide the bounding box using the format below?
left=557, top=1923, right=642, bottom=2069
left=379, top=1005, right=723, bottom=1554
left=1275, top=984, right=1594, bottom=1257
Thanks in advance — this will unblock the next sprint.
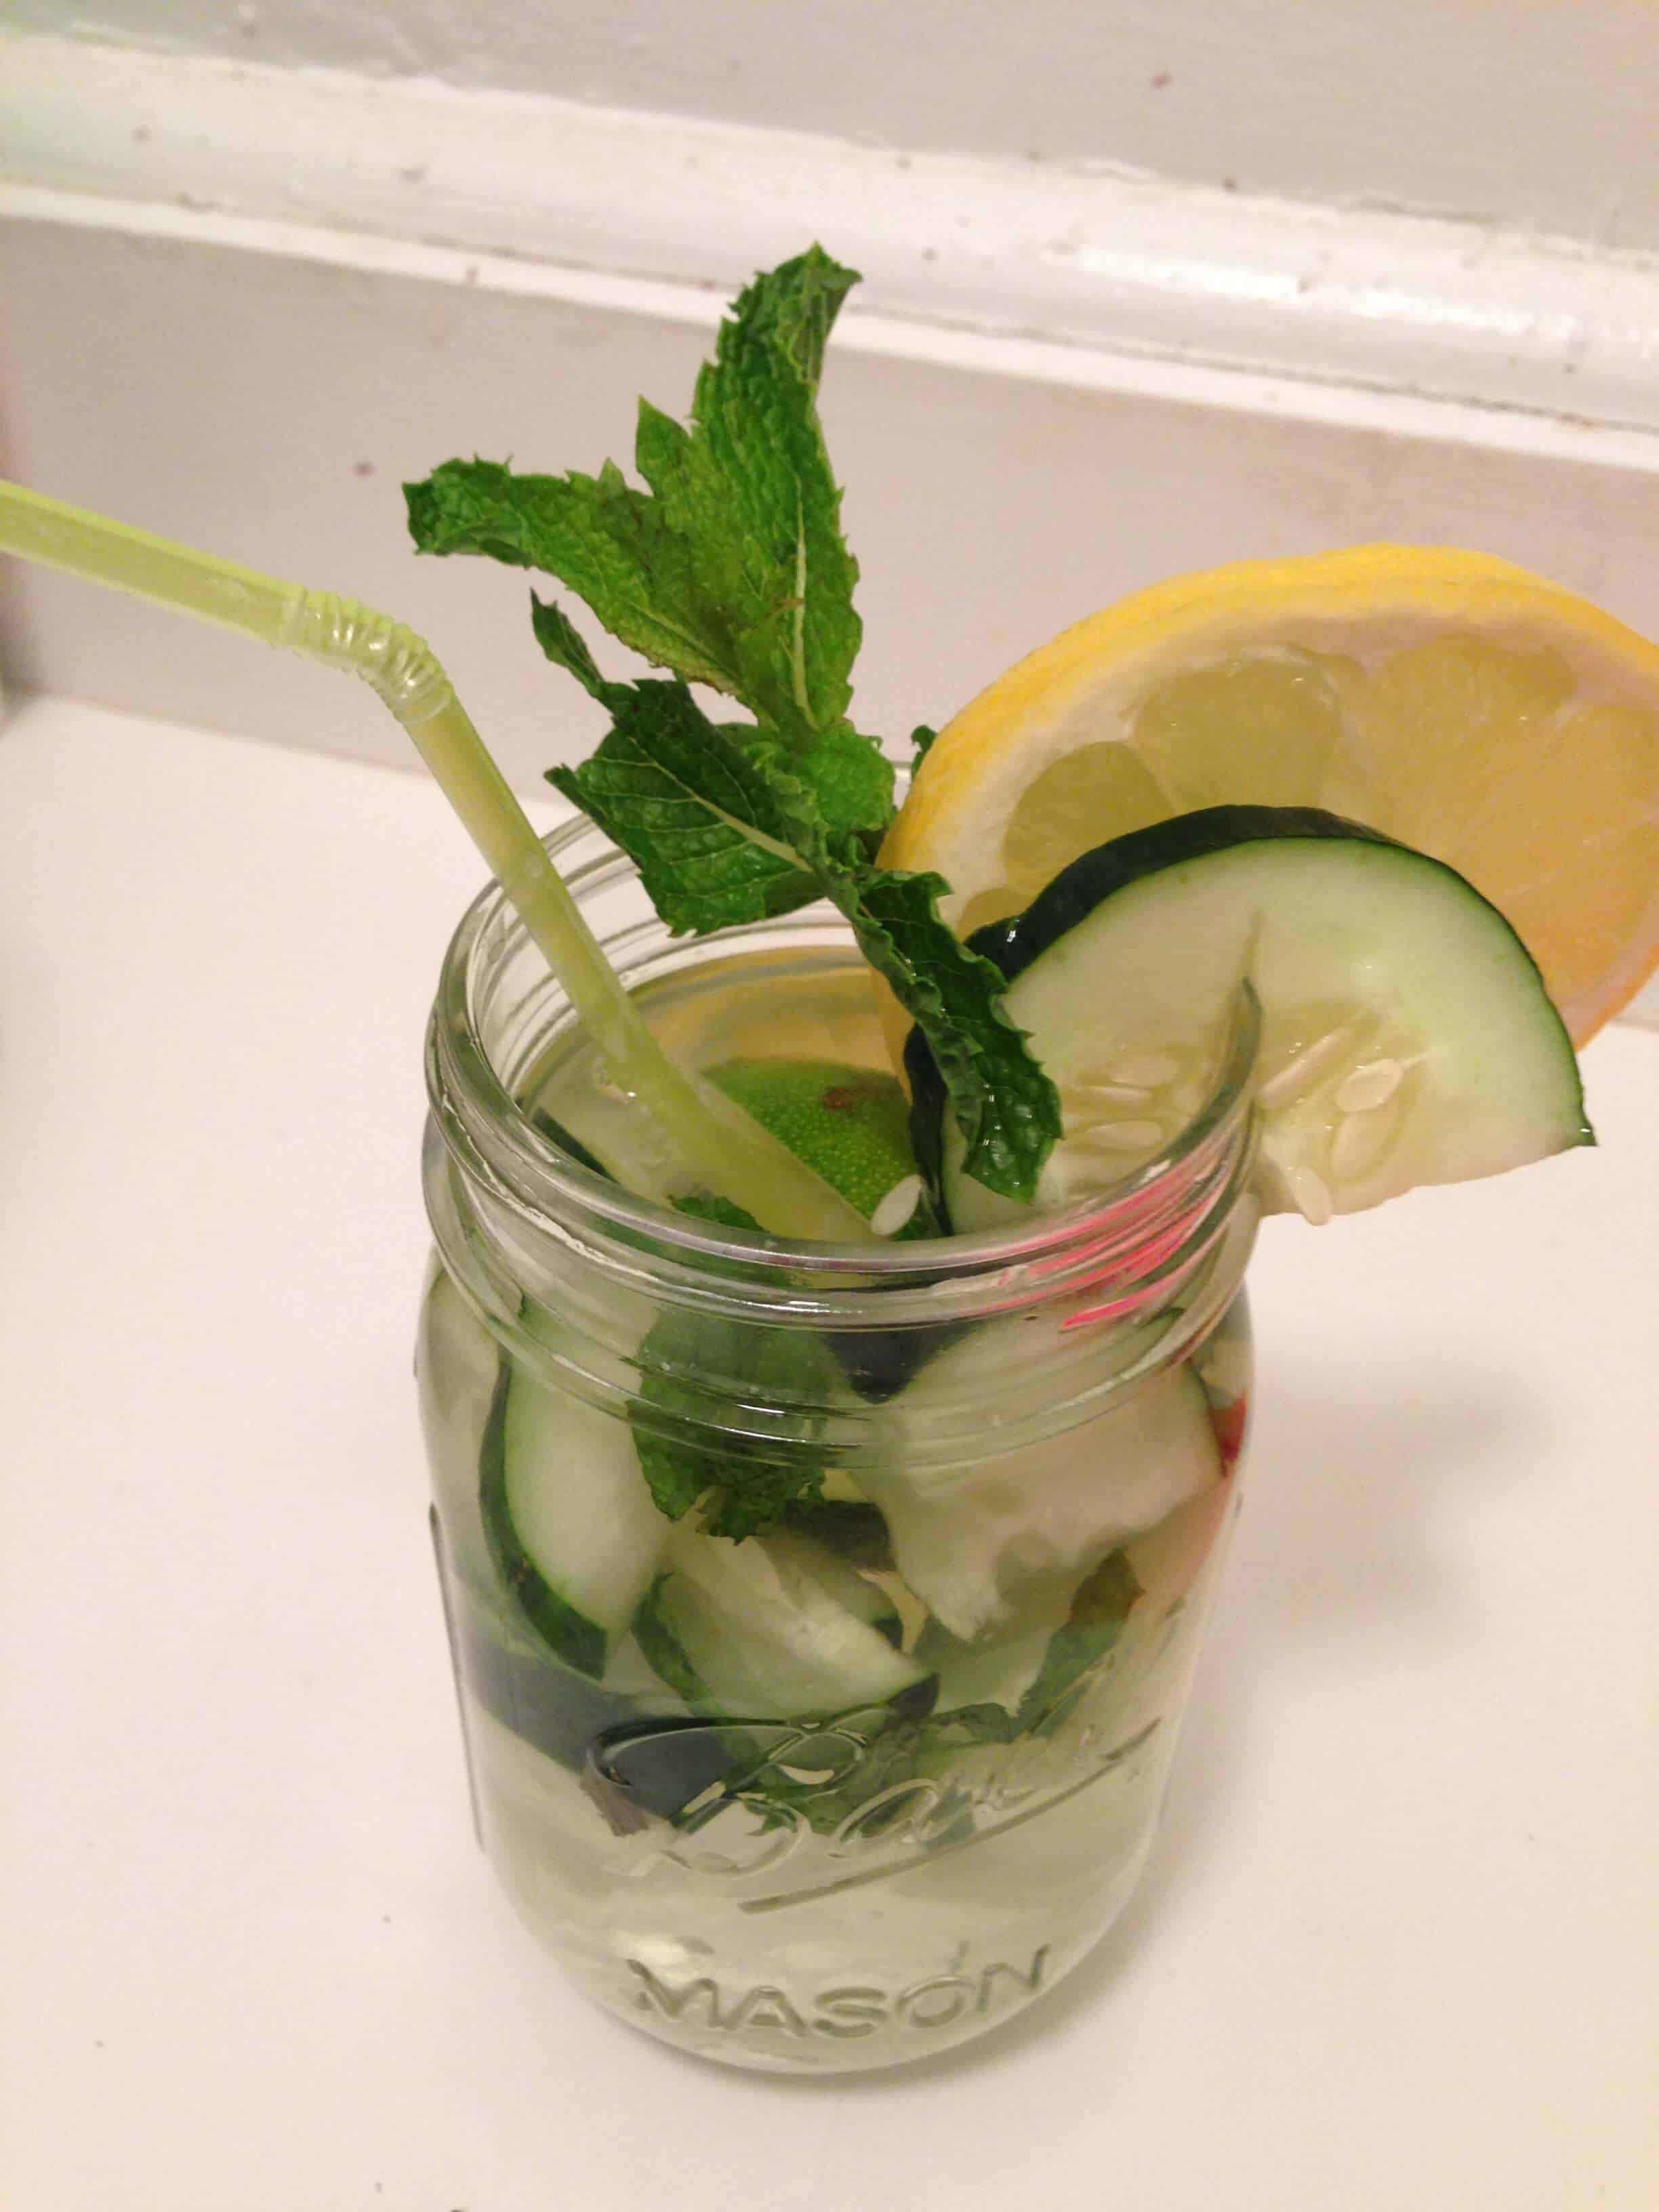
left=479, top=1363, right=668, bottom=1679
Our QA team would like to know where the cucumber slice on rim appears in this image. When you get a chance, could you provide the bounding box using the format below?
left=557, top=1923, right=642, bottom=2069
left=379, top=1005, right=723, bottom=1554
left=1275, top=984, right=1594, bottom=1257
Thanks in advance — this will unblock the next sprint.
left=635, top=1523, right=929, bottom=1719
left=910, top=805, right=1590, bottom=1234
left=479, top=1361, right=668, bottom=1679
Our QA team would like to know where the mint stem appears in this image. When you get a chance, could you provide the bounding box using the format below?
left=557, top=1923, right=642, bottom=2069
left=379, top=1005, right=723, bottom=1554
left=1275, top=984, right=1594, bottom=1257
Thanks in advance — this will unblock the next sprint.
left=0, top=480, right=873, bottom=1242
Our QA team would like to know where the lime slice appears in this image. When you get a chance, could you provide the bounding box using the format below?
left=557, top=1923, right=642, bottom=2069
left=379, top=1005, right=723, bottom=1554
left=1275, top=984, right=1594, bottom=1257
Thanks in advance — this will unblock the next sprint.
left=708, top=1059, right=935, bottom=1237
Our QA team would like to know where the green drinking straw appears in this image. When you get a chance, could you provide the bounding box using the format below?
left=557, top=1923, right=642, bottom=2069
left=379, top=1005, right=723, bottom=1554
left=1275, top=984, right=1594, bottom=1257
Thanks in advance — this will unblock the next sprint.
left=0, top=480, right=873, bottom=1244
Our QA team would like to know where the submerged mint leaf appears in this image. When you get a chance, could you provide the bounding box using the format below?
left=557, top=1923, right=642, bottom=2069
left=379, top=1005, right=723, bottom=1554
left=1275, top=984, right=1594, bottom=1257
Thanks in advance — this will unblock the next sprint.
left=631, top=1425, right=710, bottom=1525
left=631, top=1300, right=832, bottom=1540
left=920, top=1548, right=1145, bottom=1748
left=700, top=1457, right=830, bottom=1543
left=628, top=1189, right=832, bottom=1537
left=672, top=1192, right=762, bottom=1232
left=528, top=1106, right=611, bottom=1179
left=1013, top=1549, right=1142, bottom=1736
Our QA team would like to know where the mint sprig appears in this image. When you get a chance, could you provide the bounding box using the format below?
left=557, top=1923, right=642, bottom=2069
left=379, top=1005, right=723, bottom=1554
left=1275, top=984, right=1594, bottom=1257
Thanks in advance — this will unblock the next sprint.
left=406, top=245, right=1061, bottom=1204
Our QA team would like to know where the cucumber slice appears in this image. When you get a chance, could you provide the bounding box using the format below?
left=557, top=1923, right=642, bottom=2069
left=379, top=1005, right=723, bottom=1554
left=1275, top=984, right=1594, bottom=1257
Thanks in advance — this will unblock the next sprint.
left=480, top=1363, right=668, bottom=1679
left=785, top=1528, right=906, bottom=1646
left=862, top=1357, right=1220, bottom=1641
left=635, top=1524, right=928, bottom=1719
left=912, top=806, right=1590, bottom=1234
left=417, top=1268, right=505, bottom=1500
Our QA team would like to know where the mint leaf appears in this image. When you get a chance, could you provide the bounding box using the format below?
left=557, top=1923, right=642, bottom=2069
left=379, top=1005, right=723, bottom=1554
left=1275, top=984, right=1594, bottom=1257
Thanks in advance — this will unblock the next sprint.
left=701, top=1453, right=829, bottom=1542
left=528, top=1105, right=610, bottom=1178
left=815, top=863, right=1063, bottom=1202
left=409, top=455, right=747, bottom=698
left=640, top=252, right=861, bottom=737
left=1012, top=1549, right=1142, bottom=1736
left=726, top=246, right=858, bottom=388
left=546, top=682, right=822, bottom=934
left=631, top=1306, right=833, bottom=1540
left=672, top=1192, right=762, bottom=1232
left=406, top=246, right=862, bottom=745
left=909, top=724, right=939, bottom=769
left=551, top=680, right=1060, bottom=1200
left=529, top=594, right=632, bottom=711
left=663, top=1547, right=1141, bottom=1830
left=727, top=1702, right=946, bottom=1836
left=918, top=1549, right=1144, bottom=1748
left=799, top=720, right=893, bottom=844
left=630, top=1422, right=710, bottom=1525
left=623, top=1192, right=832, bottom=1539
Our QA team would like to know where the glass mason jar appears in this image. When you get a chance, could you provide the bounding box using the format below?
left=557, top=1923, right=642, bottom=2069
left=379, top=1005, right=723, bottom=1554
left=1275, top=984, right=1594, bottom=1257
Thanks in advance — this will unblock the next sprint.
left=418, top=818, right=1260, bottom=2075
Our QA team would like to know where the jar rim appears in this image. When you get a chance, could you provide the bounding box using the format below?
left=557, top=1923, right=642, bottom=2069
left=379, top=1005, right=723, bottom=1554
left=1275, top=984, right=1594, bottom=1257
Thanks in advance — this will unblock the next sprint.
left=426, top=816, right=1261, bottom=1323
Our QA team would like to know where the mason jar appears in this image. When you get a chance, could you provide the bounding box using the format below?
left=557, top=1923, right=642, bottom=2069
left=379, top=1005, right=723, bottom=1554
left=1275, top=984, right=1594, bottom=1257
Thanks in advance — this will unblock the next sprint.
left=418, top=817, right=1260, bottom=2074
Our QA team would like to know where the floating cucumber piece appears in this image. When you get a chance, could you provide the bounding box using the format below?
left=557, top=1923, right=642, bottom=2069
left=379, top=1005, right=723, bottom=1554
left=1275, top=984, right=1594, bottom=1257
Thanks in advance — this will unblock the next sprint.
left=636, top=1523, right=928, bottom=1719
left=862, top=1355, right=1220, bottom=1642
left=480, top=1361, right=668, bottom=1679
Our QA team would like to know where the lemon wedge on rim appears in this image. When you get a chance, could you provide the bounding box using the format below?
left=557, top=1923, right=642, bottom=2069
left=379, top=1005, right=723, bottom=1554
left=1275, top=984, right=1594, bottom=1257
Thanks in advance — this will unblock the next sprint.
left=882, top=546, right=1659, bottom=1046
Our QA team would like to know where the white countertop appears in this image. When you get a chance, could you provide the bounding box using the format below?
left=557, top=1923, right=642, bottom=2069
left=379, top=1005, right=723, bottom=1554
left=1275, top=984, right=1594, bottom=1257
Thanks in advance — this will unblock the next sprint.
left=2, top=695, right=1654, bottom=2212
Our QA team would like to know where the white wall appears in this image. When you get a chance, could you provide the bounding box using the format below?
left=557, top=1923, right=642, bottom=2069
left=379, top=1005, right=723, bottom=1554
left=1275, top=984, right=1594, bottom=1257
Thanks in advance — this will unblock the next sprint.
left=8, top=211, right=1659, bottom=786
left=16, top=0, right=1659, bottom=251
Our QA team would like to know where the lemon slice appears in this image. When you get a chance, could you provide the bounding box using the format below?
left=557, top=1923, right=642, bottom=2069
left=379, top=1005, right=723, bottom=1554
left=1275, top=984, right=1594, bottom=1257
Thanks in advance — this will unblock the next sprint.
left=882, top=546, right=1659, bottom=1044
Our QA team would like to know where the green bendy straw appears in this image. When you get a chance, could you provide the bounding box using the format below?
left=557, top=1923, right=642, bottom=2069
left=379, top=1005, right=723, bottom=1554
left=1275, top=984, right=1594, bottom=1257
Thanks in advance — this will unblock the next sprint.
left=0, top=480, right=873, bottom=1244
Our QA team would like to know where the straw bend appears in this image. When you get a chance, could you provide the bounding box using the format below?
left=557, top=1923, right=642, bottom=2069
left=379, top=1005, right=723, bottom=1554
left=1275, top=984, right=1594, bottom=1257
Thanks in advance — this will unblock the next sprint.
left=278, top=591, right=455, bottom=725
